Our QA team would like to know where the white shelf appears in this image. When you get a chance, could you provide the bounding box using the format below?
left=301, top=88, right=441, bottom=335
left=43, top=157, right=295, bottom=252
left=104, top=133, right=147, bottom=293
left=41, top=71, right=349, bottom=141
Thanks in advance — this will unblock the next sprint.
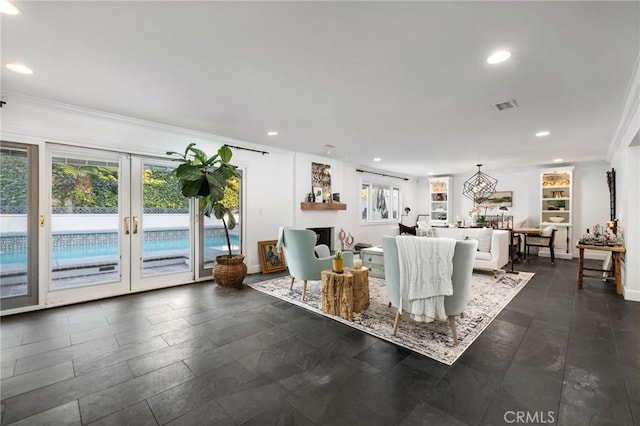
left=540, top=167, right=574, bottom=257
left=428, top=177, right=452, bottom=226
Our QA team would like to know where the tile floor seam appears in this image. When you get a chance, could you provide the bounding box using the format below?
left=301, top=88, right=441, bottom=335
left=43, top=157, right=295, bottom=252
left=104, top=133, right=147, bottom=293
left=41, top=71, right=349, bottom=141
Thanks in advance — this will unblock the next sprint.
left=608, top=298, right=636, bottom=424
left=554, top=272, right=578, bottom=426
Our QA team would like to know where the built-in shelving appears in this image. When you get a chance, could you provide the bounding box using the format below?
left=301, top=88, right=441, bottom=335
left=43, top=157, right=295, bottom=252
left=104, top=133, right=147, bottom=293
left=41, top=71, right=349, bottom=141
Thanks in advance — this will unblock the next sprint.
left=540, top=167, right=574, bottom=259
left=428, top=177, right=452, bottom=226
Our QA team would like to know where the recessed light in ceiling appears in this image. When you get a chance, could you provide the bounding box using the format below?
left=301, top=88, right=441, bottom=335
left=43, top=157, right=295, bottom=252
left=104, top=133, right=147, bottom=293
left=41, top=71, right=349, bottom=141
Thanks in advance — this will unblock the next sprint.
left=428, top=172, right=435, bottom=175
left=266, top=131, right=278, bottom=136
left=6, top=63, right=33, bottom=75
left=536, top=131, right=550, bottom=137
left=487, top=49, right=512, bottom=64
left=373, top=158, right=381, bottom=162
left=553, top=158, right=564, bottom=163
left=0, top=0, right=20, bottom=15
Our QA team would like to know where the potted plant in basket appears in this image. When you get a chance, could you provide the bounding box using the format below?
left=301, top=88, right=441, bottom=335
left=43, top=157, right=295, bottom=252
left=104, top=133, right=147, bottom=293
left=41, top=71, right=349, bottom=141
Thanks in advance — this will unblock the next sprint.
left=167, top=143, right=246, bottom=288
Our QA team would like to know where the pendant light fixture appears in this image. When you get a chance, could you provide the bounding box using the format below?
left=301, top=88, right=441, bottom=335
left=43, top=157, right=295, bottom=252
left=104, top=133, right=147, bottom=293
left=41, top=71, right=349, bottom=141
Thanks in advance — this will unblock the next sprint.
left=462, top=164, right=498, bottom=204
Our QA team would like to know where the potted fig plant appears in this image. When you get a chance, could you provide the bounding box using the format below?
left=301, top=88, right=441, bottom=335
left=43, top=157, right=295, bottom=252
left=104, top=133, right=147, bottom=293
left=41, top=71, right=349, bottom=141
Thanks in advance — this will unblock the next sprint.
left=167, top=143, right=246, bottom=288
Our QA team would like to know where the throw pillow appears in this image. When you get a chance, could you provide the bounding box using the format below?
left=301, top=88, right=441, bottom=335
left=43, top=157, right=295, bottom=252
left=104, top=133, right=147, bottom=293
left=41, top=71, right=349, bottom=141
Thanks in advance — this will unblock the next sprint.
left=417, top=226, right=435, bottom=237
left=399, top=223, right=417, bottom=235
left=477, top=228, right=493, bottom=252
left=541, top=225, right=555, bottom=237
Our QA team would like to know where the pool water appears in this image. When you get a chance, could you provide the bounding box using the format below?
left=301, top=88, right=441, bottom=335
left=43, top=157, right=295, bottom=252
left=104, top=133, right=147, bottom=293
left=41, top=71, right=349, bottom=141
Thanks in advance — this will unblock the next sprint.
left=0, top=235, right=239, bottom=266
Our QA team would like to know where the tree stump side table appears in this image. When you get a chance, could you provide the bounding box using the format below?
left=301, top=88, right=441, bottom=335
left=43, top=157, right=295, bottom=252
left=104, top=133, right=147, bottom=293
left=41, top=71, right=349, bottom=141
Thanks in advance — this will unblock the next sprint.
left=320, top=270, right=354, bottom=320
left=344, top=267, right=370, bottom=312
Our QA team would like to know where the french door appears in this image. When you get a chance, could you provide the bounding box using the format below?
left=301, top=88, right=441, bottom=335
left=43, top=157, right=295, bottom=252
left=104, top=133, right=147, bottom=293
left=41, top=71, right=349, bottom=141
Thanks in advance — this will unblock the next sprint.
left=46, top=145, right=194, bottom=305
left=0, top=141, right=39, bottom=310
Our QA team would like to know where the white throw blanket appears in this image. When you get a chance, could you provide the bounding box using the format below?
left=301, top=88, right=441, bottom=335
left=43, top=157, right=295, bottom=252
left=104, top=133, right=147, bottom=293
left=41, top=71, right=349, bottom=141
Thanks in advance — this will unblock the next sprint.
left=396, top=236, right=456, bottom=322
left=275, top=226, right=288, bottom=255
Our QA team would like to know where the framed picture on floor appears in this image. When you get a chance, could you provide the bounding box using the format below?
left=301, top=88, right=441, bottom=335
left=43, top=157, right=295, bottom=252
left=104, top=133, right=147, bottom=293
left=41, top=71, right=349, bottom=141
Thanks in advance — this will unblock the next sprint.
left=257, top=240, right=287, bottom=273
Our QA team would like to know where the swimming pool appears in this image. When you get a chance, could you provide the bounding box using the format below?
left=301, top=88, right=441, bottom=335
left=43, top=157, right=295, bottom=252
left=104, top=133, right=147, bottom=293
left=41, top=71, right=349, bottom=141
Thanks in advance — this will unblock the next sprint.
left=0, top=234, right=240, bottom=266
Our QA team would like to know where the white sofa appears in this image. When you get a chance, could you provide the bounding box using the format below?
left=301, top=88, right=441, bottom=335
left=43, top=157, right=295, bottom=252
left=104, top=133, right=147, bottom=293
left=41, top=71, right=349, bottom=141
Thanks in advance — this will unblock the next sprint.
left=430, top=227, right=510, bottom=276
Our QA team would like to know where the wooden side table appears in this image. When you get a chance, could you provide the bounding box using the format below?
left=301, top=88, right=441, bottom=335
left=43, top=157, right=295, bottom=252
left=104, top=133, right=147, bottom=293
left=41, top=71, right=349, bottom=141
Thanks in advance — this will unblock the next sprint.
left=576, top=243, right=626, bottom=295
left=344, top=267, right=370, bottom=312
left=321, top=270, right=354, bottom=320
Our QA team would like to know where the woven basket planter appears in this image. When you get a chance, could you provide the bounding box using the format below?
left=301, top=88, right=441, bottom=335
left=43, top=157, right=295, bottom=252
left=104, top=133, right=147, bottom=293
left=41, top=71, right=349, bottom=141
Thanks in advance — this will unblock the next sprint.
left=213, top=255, right=247, bottom=288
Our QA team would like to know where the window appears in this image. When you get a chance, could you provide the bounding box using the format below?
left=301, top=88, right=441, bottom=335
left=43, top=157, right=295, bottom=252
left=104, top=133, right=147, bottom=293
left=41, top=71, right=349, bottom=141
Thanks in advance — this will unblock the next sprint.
left=361, top=182, right=400, bottom=222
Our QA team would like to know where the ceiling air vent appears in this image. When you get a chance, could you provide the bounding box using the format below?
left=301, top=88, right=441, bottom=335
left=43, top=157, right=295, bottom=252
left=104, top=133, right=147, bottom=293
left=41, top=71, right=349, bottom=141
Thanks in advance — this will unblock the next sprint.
left=492, top=99, right=518, bottom=111
left=324, top=144, right=336, bottom=149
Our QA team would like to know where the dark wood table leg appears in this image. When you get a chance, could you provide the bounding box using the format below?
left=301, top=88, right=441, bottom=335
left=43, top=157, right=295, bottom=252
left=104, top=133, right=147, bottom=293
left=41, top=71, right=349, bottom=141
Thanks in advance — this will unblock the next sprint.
left=577, top=248, right=584, bottom=289
left=613, top=253, right=622, bottom=295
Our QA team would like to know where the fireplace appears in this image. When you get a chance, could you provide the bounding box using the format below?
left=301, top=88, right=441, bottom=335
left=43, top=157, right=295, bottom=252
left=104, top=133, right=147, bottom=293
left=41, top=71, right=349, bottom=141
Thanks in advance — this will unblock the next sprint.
left=307, top=227, right=333, bottom=248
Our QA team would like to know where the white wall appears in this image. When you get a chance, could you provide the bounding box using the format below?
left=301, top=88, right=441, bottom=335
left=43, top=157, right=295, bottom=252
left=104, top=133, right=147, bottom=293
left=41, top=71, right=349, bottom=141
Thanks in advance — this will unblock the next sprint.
left=1, top=95, right=296, bottom=280
left=608, top=54, right=640, bottom=302
left=423, top=163, right=610, bottom=260
left=3, top=91, right=637, bottom=307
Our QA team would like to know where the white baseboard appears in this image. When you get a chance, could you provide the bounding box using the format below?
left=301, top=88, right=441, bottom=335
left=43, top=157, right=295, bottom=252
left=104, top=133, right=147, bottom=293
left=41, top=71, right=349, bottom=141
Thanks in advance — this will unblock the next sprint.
left=623, top=287, right=640, bottom=302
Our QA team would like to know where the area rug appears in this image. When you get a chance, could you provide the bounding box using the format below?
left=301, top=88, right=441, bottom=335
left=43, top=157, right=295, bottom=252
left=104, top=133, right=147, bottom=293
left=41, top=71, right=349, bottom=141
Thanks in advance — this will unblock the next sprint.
left=247, top=271, right=534, bottom=365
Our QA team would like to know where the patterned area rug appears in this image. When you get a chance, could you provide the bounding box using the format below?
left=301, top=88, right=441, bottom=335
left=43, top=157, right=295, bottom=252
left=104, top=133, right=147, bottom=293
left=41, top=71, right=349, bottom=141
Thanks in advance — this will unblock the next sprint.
left=247, top=271, right=534, bottom=365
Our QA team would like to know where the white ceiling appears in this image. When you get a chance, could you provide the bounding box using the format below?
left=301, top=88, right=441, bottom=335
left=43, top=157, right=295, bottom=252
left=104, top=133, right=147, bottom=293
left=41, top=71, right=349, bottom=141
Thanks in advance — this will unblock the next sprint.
left=2, top=1, right=639, bottom=177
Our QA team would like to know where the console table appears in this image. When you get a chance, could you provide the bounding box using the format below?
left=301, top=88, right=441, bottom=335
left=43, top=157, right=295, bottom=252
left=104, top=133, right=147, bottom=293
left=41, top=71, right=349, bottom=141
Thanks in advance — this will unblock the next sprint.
left=576, top=243, right=626, bottom=295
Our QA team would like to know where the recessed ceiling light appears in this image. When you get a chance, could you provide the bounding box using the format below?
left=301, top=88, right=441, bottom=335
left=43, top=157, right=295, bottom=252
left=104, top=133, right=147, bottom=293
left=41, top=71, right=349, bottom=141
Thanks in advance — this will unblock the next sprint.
left=553, top=158, right=564, bottom=163
left=536, top=131, right=550, bottom=137
left=373, top=158, right=381, bottom=162
left=266, top=131, right=278, bottom=136
left=6, top=63, right=34, bottom=75
left=428, top=172, right=435, bottom=175
left=0, top=0, right=20, bottom=15
left=487, top=49, right=512, bottom=64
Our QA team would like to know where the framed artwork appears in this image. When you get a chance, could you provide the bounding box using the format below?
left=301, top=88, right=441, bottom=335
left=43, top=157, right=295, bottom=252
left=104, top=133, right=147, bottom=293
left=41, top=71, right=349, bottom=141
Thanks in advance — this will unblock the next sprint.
left=485, top=191, right=513, bottom=206
left=257, top=240, right=287, bottom=273
left=313, top=186, right=323, bottom=203
left=312, top=162, right=331, bottom=202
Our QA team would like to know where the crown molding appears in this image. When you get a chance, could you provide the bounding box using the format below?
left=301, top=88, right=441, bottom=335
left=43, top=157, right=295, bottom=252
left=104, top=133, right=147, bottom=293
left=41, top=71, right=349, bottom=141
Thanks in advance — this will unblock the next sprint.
left=1, top=91, right=284, bottom=155
left=608, top=54, right=640, bottom=160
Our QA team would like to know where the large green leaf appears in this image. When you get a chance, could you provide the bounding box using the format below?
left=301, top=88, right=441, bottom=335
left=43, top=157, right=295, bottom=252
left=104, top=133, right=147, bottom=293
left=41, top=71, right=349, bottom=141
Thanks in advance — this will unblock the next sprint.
left=175, top=164, right=203, bottom=180
left=206, top=172, right=226, bottom=202
left=180, top=179, right=202, bottom=197
left=200, top=197, right=213, bottom=217
left=218, top=145, right=233, bottom=163
left=213, top=204, right=236, bottom=229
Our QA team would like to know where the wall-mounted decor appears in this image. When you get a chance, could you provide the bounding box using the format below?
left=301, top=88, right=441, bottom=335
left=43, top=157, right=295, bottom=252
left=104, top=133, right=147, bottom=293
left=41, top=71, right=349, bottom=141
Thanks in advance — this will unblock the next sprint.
left=257, top=240, right=287, bottom=273
left=484, top=191, right=513, bottom=207
left=312, top=162, right=331, bottom=202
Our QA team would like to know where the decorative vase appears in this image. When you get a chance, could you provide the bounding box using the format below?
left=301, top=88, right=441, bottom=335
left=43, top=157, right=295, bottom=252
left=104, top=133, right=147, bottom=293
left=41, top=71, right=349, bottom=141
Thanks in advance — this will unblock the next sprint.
left=213, top=255, right=247, bottom=288
left=332, top=258, right=344, bottom=273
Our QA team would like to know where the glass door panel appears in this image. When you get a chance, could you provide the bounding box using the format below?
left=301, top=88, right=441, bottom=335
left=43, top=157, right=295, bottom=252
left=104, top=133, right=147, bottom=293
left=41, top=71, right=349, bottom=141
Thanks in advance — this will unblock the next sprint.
left=0, top=142, right=38, bottom=310
left=142, top=162, right=191, bottom=276
left=198, top=173, right=242, bottom=279
left=47, top=145, right=129, bottom=301
left=130, top=157, right=194, bottom=291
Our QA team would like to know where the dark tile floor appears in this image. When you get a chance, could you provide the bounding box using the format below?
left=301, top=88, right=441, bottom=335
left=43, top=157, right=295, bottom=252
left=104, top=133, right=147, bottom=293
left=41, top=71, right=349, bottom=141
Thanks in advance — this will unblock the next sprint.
left=1, top=257, right=638, bottom=425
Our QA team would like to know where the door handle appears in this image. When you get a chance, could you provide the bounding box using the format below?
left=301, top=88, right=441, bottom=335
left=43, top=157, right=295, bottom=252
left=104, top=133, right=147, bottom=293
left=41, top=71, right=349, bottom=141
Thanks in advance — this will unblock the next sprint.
left=124, top=217, right=130, bottom=235
left=133, top=216, right=139, bottom=234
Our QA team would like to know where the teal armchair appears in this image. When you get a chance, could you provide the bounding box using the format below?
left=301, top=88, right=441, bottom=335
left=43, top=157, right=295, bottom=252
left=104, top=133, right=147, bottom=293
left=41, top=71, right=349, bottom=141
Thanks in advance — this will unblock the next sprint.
left=281, top=229, right=354, bottom=300
left=381, top=235, right=477, bottom=345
